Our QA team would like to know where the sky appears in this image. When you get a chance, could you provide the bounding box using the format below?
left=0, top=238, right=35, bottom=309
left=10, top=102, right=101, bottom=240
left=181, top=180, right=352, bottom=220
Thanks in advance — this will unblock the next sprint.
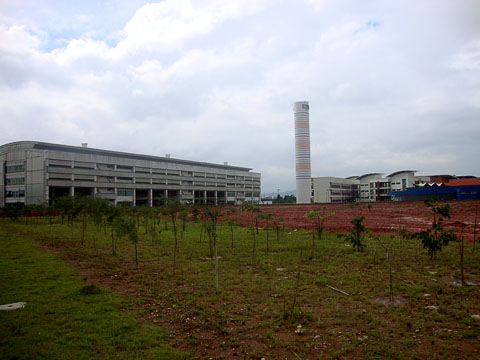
left=0, top=0, right=479, bottom=195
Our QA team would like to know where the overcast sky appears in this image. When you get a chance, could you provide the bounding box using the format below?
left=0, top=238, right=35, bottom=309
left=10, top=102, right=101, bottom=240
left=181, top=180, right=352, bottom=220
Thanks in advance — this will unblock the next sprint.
left=1, top=0, right=479, bottom=194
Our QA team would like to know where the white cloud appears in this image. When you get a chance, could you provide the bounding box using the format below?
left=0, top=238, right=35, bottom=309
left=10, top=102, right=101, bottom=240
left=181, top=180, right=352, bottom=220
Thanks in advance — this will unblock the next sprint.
left=0, top=24, right=41, bottom=54
left=0, top=0, right=479, bottom=193
left=114, top=0, right=270, bottom=56
left=450, top=41, right=480, bottom=71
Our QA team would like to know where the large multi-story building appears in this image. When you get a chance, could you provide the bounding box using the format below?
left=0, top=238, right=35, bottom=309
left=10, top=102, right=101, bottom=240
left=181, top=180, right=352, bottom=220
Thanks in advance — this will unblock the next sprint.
left=312, top=171, right=433, bottom=203
left=0, top=141, right=261, bottom=206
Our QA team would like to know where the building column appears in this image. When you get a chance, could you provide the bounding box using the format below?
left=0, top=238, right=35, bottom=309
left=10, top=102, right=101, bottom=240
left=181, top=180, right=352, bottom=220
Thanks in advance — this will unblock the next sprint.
left=70, top=186, right=75, bottom=197
left=215, top=191, right=218, bottom=205
left=165, top=189, right=168, bottom=204
left=204, top=190, right=207, bottom=204
left=148, top=189, right=153, bottom=207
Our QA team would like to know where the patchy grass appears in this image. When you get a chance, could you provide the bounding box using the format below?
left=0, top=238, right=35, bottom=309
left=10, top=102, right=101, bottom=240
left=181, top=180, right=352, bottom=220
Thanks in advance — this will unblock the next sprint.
left=0, top=223, right=186, bottom=360
left=2, top=215, right=480, bottom=359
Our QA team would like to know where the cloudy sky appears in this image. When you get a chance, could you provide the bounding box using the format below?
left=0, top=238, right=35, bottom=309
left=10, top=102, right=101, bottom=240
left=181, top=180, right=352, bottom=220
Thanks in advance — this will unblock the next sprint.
left=1, top=0, right=479, bottom=194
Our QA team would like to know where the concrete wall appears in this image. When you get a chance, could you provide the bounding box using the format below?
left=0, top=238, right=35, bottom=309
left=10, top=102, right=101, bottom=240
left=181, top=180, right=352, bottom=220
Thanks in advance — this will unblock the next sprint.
left=0, top=154, right=5, bottom=207
left=0, top=141, right=261, bottom=206
left=25, top=151, right=46, bottom=205
left=312, top=177, right=359, bottom=203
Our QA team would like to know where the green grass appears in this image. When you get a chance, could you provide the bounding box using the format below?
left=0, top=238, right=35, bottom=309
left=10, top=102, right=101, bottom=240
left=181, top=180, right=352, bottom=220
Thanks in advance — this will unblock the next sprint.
left=0, top=223, right=186, bottom=360
left=1, top=215, right=480, bottom=359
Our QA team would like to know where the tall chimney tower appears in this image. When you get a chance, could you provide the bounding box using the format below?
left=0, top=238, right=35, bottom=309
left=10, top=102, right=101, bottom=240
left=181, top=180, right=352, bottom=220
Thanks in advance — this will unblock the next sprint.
left=293, top=101, right=311, bottom=204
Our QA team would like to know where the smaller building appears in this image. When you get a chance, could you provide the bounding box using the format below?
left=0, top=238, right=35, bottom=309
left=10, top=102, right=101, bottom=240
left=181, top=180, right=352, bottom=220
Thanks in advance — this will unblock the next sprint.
left=311, top=177, right=358, bottom=203
left=312, top=171, right=479, bottom=203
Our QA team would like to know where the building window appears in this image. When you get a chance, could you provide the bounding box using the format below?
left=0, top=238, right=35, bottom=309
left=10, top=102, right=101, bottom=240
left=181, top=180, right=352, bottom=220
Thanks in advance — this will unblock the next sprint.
left=117, top=189, right=133, bottom=196
left=5, top=189, right=25, bottom=197
left=117, top=165, right=133, bottom=171
left=6, top=177, right=25, bottom=185
left=6, top=164, right=25, bottom=173
left=117, top=177, right=133, bottom=183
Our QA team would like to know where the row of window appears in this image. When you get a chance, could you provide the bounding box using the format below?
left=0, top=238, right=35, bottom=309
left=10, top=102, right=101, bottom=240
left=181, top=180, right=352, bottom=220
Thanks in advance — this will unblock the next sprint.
left=117, top=189, right=134, bottom=196
left=5, top=189, right=25, bottom=197
left=48, top=174, right=260, bottom=189
left=111, top=189, right=259, bottom=198
left=6, top=164, right=25, bottom=173
left=47, top=161, right=257, bottom=180
left=6, top=177, right=25, bottom=185
left=48, top=165, right=259, bottom=183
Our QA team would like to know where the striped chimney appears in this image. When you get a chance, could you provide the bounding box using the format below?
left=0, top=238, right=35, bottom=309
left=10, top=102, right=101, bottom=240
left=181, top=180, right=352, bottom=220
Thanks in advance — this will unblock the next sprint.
left=294, top=101, right=311, bottom=204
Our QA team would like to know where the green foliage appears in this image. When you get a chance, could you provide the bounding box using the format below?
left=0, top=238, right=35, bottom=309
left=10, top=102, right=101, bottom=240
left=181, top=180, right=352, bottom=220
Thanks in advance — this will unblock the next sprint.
left=304, top=208, right=326, bottom=259
left=204, top=206, right=221, bottom=293
left=339, top=215, right=366, bottom=251
left=272, top=194, right=296, bottom=204
left=413, top=199, right=457, bottom=259
left=114, top=215, right=139, bottom=265
left=1, top=203, right=24, bottom=221
left=225, top=207, right=237, bottom=248
left=165, top=201, right=185, bottom=275
left=240, top=203, right=261, bottom=264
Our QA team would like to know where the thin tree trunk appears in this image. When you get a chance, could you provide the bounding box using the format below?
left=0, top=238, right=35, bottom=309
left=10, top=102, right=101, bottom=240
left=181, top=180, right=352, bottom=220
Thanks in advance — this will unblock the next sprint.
left=200, top=222, right=206, bottom=243
left=266, top=229, right=270, bottom=252
left=173, top=222, right=177, bottom=276
left=214, top=231, right=219, bottom=293
left=81, top=216, right=86, bottom=245
left=473, top=206, right=478, bottom=252
left=111, top=228, right=116, bottom=256
left=311, top=231, right=315, bottom=260
left=388, top=248, right=393, bottom=303
left=252, top=226, right=257, bottom=265
left=290, top=251, right=302, bottom=318
left=135, top=241, right=138, bottom=266
left=460, top=236, right=465, bottom=285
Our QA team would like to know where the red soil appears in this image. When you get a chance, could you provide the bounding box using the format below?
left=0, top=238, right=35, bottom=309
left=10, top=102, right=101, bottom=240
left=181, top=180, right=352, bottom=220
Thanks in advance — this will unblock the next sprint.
left=225, top=200, right=479, bottom=241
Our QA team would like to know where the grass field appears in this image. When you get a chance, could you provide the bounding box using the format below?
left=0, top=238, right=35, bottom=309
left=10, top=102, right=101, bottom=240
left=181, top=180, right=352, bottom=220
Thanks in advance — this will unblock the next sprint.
left=1, top=213, right=479, bottom=359
left=0, top=220, right=185, bottom=360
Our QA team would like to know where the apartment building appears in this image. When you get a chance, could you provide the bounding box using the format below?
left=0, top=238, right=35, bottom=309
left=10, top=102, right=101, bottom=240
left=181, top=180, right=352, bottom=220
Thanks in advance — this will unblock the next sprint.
left=0, top=141, right=261, bottom=206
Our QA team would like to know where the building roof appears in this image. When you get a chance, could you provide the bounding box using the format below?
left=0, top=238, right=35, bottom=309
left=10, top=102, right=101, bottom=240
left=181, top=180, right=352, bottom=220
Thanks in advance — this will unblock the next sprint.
left=1, top=141, right=252, bottom=172
left=357, top=173, right=382, bottom=180
left=446, top=178, right=480, bottom=186
left=429, top=174, right=456, bottom=179
left=387, top=170, right=417, bottom=178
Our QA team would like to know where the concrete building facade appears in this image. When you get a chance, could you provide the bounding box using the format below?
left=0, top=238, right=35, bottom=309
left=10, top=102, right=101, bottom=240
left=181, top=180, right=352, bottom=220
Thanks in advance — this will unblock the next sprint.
left=0, top=141, right=261, bottom=206
left=312, top=171, right=437, bottom=203
left=311, top=177, right=358, bottom=203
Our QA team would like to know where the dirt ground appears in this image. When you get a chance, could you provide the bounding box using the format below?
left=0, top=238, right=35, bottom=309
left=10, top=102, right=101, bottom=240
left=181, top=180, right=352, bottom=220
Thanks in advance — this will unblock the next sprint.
left=228, top=200, right=479, bottom=241
left=11, top=200, right=479, bottom=359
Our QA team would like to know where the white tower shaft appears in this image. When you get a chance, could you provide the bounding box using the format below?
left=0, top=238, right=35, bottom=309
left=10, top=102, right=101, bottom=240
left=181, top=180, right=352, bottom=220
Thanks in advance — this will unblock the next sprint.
left=294, top=101, right=311, bottom=204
